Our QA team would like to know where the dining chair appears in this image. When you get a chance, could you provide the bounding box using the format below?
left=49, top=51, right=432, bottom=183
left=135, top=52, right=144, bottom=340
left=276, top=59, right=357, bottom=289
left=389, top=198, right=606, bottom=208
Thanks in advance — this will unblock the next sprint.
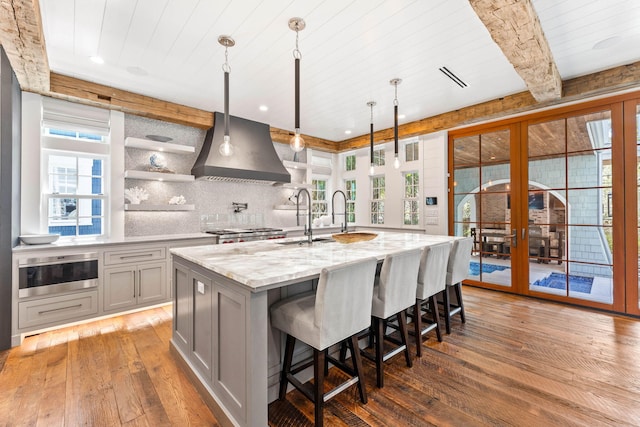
left=443, top=237, right=474, bottom=334
left=361, top=248, right=422, bottom=388
left=413, top=242, right=451, bottom=357
left=270, top=257, right=378, bottom=427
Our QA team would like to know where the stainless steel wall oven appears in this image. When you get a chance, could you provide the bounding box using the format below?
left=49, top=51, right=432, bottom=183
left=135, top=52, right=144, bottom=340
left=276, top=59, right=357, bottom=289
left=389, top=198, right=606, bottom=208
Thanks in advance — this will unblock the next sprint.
left=18, top=253, right=99, bottom=298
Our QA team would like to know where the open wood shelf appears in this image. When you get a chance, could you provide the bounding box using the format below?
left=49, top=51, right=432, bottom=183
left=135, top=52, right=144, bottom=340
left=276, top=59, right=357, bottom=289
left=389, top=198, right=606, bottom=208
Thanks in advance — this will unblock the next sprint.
left=125, top=204, right=195, bottom=211
left=125, top=137, right=195, bottom=154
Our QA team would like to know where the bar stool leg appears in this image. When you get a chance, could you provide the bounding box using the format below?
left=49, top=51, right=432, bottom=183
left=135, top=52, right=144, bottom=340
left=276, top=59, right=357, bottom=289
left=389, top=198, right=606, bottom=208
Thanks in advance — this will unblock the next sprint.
left=414, top=300, right=423, bottom=357
left=313, top=349, right=325, bottom=427
left=374, top=317, right=384, bottom=388
left=430, top=295, right=442, bottom=342
left=397, top=311, right=412, bottom=368
left=454, top=282, right=466, bottom=323
left=443, top=287, right=452, bottom=334
left=348, top=335, right=367, bottom=404
left=279, top=334, right=296, bottom=400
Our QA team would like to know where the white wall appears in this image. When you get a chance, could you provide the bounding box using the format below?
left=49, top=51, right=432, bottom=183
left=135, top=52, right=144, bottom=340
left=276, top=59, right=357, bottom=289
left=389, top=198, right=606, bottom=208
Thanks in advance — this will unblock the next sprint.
left=336, top=131, right=449, bottom=235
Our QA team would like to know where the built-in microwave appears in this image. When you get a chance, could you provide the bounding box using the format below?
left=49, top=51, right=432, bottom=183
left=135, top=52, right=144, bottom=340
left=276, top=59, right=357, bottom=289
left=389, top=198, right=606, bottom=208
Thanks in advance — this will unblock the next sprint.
left=18, top=252, right=98, bottom=298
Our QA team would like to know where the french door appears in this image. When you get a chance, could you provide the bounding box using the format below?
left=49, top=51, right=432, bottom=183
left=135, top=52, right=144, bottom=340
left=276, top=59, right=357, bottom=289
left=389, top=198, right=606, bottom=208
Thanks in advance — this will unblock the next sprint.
left=450, top=92, right=640, bottom=314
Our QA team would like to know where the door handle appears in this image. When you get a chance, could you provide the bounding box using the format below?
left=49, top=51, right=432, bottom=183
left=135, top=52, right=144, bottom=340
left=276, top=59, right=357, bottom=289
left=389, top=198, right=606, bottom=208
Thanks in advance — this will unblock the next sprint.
left=508, top=229, right=517, bottom=248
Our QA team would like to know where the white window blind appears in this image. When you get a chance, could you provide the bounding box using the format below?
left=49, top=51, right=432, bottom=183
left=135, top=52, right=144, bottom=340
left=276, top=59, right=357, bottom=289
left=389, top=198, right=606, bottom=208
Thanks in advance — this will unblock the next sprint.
left=42, top=97, right=111, bottom=136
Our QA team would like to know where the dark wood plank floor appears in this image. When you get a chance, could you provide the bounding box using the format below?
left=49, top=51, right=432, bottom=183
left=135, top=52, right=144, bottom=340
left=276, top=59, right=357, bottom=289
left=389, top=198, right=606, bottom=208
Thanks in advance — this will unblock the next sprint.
left=2, top=287, right=640, bottom=426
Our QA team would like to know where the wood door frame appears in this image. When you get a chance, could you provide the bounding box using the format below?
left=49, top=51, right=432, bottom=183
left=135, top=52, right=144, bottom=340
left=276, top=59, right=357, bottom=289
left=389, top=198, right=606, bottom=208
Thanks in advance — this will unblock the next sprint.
left=450, top=89, right=640, bottom=314
left=624, top=99, right=640, bottom=315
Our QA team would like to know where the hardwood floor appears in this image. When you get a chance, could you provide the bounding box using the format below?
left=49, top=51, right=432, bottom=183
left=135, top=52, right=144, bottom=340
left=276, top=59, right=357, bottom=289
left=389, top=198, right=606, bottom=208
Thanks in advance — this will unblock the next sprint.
left=1, top=287, right=639, bottom=426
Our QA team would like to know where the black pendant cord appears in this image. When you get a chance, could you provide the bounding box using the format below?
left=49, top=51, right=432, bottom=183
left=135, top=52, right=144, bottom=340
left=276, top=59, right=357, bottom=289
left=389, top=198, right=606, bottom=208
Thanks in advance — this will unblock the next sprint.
left=370, top=122, right=374, bottom=165
left=294, top=57, right=300, bottom=130
left=224, top=70, right=230, bottom=137
left=394, top=104, right=399, bottom=156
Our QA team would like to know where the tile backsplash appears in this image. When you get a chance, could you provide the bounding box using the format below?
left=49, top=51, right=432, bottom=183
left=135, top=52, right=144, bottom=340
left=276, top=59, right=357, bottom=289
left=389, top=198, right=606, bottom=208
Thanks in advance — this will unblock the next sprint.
left=124, top=115, right=300, bottom=236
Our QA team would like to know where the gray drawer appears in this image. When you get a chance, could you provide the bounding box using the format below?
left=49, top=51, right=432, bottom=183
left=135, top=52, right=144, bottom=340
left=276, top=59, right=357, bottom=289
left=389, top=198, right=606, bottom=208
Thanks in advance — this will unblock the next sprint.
left=18, top=290, right=99, bottom=329
left=104, top=246, right=166, bottom=265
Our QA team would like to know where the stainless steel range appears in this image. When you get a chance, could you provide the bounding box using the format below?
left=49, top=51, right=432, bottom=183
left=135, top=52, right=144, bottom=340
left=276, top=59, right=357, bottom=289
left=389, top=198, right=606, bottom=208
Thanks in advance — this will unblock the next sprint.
left=205, top=227, right=287, bottom=244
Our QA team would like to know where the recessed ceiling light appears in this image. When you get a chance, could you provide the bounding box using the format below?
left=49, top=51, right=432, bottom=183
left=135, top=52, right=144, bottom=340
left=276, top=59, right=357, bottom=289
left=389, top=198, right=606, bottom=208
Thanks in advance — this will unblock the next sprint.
left=126, top=65, right=148, bottom=76
left=259, top=105, right=268, bottom=112
left=90, top=56, right=104, bottom=64
left=345, top=130, right=352, bottom=135
left=593, top=36, right=622, bottom=50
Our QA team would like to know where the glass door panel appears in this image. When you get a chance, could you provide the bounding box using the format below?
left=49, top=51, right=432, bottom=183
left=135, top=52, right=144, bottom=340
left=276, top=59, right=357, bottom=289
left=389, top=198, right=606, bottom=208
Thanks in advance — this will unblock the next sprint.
left=527, top=110, right=613, bottom=303
left=452, top=128, right=512, bottom=288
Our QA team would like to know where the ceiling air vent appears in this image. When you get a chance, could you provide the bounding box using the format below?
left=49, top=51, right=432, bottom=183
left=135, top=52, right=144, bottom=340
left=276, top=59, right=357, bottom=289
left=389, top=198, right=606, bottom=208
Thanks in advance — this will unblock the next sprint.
left=439, top=66, right=467, bottom=88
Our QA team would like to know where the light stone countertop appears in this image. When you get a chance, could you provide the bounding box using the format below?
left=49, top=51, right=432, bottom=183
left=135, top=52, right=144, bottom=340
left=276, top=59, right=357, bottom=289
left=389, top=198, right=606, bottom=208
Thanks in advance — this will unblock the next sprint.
left=170, top=231, right=460, bottom=292
left=12, top=232, right=214, bottom=253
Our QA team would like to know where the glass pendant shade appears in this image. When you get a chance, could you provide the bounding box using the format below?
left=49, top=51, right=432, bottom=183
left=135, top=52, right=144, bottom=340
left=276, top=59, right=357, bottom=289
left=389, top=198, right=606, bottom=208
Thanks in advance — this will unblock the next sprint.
left=393, top=155, right=400, bottom=169
left=289, top=130, right=305, bottom=152
left=219, top=134, right=233, bottom=156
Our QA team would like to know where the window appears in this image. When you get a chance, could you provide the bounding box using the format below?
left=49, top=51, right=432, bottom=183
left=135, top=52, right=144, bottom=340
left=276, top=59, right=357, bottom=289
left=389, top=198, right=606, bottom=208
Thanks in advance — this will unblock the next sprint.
left=403, top=172, right=419, bottom=225
left=345, top=179, right=356, bottom=223
left=345, top=154, right=356, bottom=171
left=371, top=176, right=385, bottom=224
left=373, top=149, right=385, bottom=166
left=405, top=141, right=419, bottom=162
left=45, top=153, right=106, bottom=236
left=41, top=97, right=110, bottom=238
left=311, top=179, right=328, bottom=220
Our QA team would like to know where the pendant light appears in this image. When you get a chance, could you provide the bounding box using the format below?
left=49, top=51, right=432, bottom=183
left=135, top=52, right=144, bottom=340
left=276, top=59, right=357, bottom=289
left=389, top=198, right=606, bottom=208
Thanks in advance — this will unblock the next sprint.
left=289, top=17, right=306, bottom=152
left=218, top=35, right=235, bottom=157
left=367, top=101, right=376, bottom=176
left=390, top=78, right=402, bottom=169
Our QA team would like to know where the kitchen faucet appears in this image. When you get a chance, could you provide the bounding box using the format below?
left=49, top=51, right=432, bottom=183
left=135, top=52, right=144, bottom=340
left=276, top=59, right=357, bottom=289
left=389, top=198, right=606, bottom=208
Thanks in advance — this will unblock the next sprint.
left=331, top=190, right=348, bottom=233
left=296, top=188, right=313, bottom=244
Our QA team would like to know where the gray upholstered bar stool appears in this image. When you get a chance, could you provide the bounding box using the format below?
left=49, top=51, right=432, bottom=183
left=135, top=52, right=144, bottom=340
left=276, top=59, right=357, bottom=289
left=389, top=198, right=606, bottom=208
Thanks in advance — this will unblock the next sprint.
left=362, top=248, right=422, bottom=388
left=443, top=237, right=474, bottom=334
left=413, top=242, right=451, bottom=357
left=270, top=257, right=378, bottom=427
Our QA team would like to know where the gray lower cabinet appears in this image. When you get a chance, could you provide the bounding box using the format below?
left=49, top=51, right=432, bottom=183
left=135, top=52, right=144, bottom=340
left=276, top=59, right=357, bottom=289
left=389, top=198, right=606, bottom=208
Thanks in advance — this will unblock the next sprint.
left=172, top=258, right=249, bottom=425
left=18, top=290, right=99, bottom=329
left=103, top=261, right=167, bottom=311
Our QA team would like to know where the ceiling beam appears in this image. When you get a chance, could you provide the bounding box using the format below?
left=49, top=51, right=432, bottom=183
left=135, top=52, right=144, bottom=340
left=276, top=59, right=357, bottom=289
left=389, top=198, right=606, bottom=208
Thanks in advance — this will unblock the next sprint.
left=469, top=0, right=562, bottom=102
left=338, top=59, right=640, bottom=152
left=0, top=0, right=49, bottom=92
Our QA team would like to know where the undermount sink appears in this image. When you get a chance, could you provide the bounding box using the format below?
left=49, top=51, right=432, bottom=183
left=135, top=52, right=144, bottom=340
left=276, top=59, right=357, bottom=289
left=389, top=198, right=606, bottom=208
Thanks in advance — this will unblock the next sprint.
left=277, top=237, right=334, bottom=246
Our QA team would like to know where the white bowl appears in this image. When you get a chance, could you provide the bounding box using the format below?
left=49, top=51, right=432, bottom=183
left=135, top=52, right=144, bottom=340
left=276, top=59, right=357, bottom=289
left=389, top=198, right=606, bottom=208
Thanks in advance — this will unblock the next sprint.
left=20, top=234, right=60, bottom=245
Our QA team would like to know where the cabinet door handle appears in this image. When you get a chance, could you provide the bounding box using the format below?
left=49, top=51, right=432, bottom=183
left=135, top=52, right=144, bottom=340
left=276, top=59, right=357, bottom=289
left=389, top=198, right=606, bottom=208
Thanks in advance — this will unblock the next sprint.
left=39, top=304, right=82, bottom=315
left=138, top=271, right=142, bottom=297
left=120, top=253, right=154, bottom=260
left=522, top=228, right=527, bottom=240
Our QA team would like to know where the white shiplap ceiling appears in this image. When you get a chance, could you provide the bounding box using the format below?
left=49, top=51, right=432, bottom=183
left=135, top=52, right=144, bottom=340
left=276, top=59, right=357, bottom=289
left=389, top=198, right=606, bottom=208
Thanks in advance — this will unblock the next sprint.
left=39, top=0, right=640, bottom=141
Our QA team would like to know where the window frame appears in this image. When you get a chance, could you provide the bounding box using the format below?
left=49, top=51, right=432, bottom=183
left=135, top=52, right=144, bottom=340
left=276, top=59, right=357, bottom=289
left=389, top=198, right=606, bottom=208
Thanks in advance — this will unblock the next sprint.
left=373, top=149, right=385, bottom=166
left=311, top=178, right=328, bottom=220
left=405, top=140, right=419, bottom=162
left=345, top=154, right=356, bottom=171
left=403, top=171, right=420, bottom=226
left=371, top=175, right=385, bottom=224
left=345, top=179, right=356, bottom=223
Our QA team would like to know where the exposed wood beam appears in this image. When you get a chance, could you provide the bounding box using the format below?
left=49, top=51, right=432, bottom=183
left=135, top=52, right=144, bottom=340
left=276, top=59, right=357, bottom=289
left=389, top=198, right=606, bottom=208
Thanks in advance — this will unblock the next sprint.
left=0, top=0, right=49, bottom=92
left=269, top=128, right=338, bottom=152
left=338, top=60, right=640, bottom=152
left=469, top=0, right=562, bottom=102
left=49, top=73, right=214, bottom=129
left=49, top=73, right=337, bottom=150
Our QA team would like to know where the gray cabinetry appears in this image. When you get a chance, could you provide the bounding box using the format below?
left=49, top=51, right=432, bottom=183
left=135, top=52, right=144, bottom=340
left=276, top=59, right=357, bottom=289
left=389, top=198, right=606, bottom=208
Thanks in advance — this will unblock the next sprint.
left=18, top=291, right=98, bottom=329
left=172, top=257, right=252, bottom=426
left=103, top=246, right=168, bottom=312
left=103, top=261, right=167, bottom=311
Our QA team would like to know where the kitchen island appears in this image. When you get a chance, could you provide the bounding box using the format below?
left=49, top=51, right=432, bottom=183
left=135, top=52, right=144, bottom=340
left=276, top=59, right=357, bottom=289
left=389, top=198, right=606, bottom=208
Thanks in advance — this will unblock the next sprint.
left=169, top=231, right=459, bottom=426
